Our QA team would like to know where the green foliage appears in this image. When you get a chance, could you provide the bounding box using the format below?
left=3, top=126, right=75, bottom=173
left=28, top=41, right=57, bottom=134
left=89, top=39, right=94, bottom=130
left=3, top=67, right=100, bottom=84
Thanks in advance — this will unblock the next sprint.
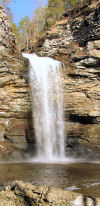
left=45, top=18, right=55, bottom=28
left=19, top=16, right=31, bottom=34
left=18, top=16, right=32, bottom=49
left=63, top=0, right=82, bottom=9
left=2, top=0, right=84, bottom=51
left=48, top=0, right=64, bottom=20
left=44, top=0, right=83, bottom=29
left=45, top=0, right=64, bottom=29
left=12, top=23, right=19, bottom=42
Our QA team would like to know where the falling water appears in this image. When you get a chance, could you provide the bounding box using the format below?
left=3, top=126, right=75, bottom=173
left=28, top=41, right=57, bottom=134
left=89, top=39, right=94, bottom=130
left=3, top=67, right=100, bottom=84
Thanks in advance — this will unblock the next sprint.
left=22, top=53, right=65, bottom=162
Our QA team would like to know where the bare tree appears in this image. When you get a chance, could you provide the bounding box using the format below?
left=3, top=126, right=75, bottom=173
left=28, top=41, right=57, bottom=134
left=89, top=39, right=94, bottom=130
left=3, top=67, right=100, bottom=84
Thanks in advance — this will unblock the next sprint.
left=2, top=0, right=10, bottom=8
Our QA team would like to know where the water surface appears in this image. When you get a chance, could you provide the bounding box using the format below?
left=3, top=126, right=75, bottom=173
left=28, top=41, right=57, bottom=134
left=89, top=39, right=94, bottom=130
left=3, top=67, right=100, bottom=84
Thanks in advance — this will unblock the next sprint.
left=0, top=162, right=100, bottom=198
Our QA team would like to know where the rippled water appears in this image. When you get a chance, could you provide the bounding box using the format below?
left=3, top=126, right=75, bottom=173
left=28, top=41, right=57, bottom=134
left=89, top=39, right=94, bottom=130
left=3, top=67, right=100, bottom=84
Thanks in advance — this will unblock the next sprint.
left=0, top=162, right=100, bottom=198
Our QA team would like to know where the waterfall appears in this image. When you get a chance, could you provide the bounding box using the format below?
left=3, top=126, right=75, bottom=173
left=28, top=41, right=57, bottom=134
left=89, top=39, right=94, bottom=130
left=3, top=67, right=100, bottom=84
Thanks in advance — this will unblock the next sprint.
left=22, top=53, right=65, bottom=162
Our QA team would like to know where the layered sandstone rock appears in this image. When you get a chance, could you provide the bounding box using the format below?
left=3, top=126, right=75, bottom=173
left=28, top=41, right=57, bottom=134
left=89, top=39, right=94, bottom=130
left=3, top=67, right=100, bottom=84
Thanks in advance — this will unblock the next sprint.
left=0, top=181, right=100, bottom=206
left=0, top=7, right=34, bottom=160
left=37, top=0, right=100, bottom=154
left=0, top=0, right=100, bottom=160
left=0, top=6, right=15, bottom=53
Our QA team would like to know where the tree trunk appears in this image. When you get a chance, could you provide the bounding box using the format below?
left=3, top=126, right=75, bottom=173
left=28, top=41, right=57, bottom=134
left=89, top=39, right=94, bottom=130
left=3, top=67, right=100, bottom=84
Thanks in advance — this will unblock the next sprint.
left=3, top=0, right=5, bottom=7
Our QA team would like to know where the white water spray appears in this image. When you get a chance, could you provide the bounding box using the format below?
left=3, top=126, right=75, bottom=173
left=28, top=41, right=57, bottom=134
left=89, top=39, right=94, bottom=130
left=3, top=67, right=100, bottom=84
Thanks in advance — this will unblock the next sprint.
left=22, top=53, right=65, bottom=162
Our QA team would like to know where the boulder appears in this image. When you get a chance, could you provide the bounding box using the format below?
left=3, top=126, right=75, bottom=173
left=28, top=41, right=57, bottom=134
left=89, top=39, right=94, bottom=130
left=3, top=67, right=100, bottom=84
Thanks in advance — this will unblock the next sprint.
left=0, top=181, right=100, bottom=206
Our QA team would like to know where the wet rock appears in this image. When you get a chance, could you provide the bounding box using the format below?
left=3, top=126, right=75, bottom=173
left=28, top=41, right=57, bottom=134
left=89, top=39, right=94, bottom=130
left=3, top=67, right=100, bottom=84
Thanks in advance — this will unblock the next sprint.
left=0, top=181, right=100, bottom=206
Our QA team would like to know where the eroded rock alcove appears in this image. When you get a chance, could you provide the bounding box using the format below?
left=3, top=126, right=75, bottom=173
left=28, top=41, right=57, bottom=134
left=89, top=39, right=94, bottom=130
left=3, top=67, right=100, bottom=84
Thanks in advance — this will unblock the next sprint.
left=0, top=0, right=100, bottom=160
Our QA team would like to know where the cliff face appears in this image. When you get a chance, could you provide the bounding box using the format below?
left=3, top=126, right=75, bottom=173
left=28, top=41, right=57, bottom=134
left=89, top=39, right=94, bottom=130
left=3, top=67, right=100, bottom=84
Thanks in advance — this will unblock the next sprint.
left=0, top=0, right=100, bottom=160
left=37, top=0, right=100, bottom=155
left=0, top=7, right=33, bottom=160
left=0, top=6, right=15, bottom=53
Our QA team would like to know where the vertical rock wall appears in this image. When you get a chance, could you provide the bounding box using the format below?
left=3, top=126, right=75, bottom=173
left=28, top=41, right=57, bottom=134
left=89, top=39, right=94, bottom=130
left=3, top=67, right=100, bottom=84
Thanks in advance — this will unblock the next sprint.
left=0, top=6, right=34, bottom=161
left=37, top=0, right=100, bottom=157
left=0, top=6, right=15, bottom=53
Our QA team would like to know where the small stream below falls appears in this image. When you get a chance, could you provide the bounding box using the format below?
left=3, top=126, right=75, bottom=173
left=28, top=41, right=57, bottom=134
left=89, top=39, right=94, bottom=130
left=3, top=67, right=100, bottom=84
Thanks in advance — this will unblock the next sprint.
left=0, top=162, right=100, bottom=198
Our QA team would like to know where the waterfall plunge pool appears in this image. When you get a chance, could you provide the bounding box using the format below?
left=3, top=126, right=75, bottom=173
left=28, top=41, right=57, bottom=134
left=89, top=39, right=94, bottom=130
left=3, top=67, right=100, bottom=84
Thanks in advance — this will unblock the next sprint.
left=10, top=53, right=99, bottom=198
left=0, top=162, right=100, bottom=198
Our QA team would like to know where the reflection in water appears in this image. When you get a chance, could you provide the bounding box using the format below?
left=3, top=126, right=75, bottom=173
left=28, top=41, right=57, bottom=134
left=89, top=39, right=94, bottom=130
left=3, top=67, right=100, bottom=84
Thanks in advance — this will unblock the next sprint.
left=0, top=162, right=100, bottom=197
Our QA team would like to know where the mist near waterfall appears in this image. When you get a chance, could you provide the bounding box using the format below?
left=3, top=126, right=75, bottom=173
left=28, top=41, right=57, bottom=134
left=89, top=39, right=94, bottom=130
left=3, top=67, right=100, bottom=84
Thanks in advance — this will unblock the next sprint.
left=22, top=53, right=65, bottom=162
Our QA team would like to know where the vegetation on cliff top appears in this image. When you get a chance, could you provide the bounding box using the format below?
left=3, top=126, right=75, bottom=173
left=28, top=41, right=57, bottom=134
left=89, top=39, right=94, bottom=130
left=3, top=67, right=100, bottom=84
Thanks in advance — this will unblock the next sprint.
left=0, top=0, right=85, bottom=52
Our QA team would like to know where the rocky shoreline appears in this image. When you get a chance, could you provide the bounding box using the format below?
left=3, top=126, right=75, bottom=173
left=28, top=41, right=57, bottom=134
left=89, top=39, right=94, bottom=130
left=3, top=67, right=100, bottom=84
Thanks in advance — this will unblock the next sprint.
left=0, top=181, right=99, bottom=206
